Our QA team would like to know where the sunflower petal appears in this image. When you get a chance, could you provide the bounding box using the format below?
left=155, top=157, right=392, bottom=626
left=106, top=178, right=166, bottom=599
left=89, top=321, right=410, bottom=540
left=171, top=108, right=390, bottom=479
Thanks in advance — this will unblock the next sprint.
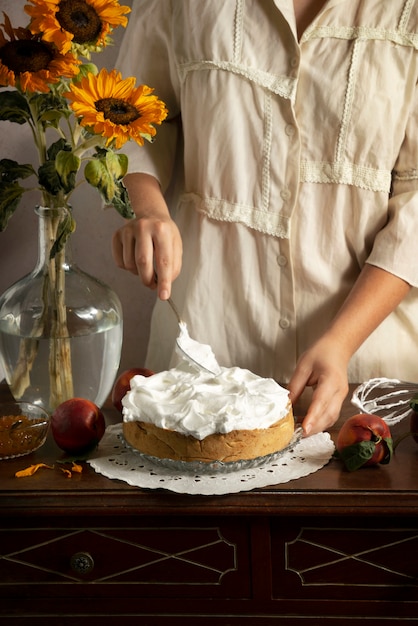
left=15, top=463, right=54, bottom=477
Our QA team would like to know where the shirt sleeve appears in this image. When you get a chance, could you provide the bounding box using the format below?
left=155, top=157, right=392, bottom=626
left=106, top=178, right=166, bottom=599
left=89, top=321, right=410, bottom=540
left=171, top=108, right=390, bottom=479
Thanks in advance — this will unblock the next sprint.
left=115, top=0, right=180, bottom=192
left=367, top=76, right=418, bottom=288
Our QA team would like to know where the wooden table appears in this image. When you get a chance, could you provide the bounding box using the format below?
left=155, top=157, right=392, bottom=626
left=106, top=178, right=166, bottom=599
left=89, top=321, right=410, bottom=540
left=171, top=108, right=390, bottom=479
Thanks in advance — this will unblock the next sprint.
left=0, top=381, right=417, bottom=625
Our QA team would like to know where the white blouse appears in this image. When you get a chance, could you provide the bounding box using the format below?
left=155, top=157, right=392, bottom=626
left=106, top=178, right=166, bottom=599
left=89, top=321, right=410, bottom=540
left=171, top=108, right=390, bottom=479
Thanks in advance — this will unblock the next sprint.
left=117, top=0, right=418, bottom=383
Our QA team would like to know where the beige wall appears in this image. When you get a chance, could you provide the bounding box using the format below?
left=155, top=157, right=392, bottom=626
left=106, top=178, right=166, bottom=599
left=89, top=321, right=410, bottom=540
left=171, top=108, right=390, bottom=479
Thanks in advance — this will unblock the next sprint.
left=0, top=0, right=155, bottom=380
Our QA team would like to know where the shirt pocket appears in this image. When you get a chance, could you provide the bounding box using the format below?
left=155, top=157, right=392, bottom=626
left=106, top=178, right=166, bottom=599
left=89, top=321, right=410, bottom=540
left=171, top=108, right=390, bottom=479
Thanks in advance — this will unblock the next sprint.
left=298, top=35, right=418, bottom=186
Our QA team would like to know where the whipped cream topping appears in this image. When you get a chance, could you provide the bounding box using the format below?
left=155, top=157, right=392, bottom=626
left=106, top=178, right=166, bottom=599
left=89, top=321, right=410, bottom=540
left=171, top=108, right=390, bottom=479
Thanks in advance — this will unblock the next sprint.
left=176, top=322, right=222, bottom=375
left=122, top=366, right=290, bottom=440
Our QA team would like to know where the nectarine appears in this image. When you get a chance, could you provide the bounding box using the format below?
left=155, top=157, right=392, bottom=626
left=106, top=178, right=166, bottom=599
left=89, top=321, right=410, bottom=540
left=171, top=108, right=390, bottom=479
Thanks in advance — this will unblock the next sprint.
left=409, top=394, right=418, bottom=445
left=112, top=367, right=154, bottom=413
left=336, top=413, right=393, bottom=471
left=51, top=397, right=105, bottom=454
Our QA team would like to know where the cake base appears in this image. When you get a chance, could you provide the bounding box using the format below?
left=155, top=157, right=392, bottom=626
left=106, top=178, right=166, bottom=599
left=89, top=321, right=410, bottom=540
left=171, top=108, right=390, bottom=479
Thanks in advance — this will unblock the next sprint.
left=123, top=405, right=294, bottom=464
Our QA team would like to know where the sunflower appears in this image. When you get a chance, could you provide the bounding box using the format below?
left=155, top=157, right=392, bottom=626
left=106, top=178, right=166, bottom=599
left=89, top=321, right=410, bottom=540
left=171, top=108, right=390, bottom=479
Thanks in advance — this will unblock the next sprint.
left=65, top=68, right=168, bottom=149
left=0, top=14, right=80, bottom=92
left=25, top=0, right=131, bottom=55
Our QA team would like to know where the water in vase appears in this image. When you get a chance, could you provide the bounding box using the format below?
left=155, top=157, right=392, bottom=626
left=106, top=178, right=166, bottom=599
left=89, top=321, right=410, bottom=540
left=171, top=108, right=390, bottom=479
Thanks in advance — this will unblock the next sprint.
left=0, top=310, right=123, bottom=412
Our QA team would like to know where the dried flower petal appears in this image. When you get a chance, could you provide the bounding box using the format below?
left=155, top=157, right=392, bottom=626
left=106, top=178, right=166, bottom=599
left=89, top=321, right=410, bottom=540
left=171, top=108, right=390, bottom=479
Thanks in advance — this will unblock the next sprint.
left=15, top=463, right=54, bottom=477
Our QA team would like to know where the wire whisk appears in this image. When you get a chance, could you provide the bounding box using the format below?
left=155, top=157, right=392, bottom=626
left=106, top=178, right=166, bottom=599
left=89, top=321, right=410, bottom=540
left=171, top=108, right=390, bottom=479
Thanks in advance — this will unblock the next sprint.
left=351, top=377, right=418, bottom=425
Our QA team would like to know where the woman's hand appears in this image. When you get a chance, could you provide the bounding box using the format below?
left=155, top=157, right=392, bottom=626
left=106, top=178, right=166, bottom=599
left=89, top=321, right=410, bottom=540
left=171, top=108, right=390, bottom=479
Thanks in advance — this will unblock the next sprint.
left=287, top=336, right=349, bottom=436
left=112, top=173, right=182, bottom=300
left=112, top=214, right=182, bottom=299
left=288, top=264, right=411, bottom=436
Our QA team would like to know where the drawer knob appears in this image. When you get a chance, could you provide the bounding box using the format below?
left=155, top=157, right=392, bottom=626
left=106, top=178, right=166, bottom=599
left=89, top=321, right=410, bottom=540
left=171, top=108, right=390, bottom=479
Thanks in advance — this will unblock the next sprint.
left=70, top=551, right=94, bottom=575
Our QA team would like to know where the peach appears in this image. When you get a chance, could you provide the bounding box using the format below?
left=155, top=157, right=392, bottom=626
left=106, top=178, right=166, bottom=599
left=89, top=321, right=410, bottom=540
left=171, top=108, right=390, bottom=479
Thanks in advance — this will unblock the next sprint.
left=51, top=397, right=105, bottom=454
left=111, top=367, right=154, bottom=413
left=336, top=413, right=393, bottom=471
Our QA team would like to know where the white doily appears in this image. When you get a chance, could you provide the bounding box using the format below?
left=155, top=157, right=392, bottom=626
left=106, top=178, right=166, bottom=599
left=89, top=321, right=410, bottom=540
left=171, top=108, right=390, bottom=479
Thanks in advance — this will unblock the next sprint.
left=87, top=425, right=335, bottom=495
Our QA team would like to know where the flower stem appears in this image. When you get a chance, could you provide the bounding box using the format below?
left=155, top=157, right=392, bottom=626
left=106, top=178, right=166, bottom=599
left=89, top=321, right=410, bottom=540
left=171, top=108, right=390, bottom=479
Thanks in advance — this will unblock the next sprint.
left=45, top=210, right=74, bottom=408
left=10, top=208, right=74, bottom=411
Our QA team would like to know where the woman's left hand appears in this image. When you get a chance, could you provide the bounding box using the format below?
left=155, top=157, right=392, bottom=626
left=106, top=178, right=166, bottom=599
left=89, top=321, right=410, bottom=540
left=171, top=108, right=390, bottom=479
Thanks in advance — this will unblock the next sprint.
left=287, top=335, right=349, bottom=436
left=288, top=264, right=411, bottom=436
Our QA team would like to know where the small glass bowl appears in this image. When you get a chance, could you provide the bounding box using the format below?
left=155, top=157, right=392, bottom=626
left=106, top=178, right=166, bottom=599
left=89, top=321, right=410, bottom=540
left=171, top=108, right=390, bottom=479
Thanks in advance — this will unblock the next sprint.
left=0, top=401, right=50, bottom=460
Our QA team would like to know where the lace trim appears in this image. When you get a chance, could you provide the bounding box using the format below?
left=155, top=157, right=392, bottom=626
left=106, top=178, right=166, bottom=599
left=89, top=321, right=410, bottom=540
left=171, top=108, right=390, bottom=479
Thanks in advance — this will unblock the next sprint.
left=179, top=160, right=392, bottom=238
left=393, top=168, right=418, bottom=181
left=398, top=0, right=415, bottom=32
left=336, top=39, right=361, bottom=163
left=300, top=160, right=392, bottom=192
left=302, top=25, right=418, bottom=48
left=180, top=193, right=291, bottom=239
left=233, top=0, right=244, bottom=64
left=262, top=92, right=273, bottom=211
left=178, top=60, right=297, bottom=101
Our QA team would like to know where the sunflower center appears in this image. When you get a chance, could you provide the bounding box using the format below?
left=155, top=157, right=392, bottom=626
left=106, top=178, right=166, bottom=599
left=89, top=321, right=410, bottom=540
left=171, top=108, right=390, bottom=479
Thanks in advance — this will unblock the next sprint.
left=0, top=40, right=54, bottom=74
left=57, top=0, right=102, bottom=44
left=95, top=98, right=141, bottom=125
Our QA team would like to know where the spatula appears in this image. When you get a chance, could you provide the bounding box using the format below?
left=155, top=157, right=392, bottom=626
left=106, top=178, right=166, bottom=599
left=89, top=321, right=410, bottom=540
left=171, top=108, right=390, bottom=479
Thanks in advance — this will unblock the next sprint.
left=154, top=274, right=221, bottom=375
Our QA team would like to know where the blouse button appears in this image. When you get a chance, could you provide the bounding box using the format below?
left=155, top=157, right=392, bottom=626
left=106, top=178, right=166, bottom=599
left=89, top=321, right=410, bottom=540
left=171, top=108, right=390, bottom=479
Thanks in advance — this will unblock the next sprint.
left=280, top=189, right=291, bottom=201
left=285, top=124, right=296, bottom=137
left=279, top=318, right=290, bottom=330
left=277, top=255, right=288, bottom=267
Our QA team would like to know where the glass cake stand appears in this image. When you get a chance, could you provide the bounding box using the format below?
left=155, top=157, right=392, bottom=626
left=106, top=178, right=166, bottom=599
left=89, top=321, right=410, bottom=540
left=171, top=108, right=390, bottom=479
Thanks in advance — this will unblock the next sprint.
left=122, top=427, right=303, bottom=475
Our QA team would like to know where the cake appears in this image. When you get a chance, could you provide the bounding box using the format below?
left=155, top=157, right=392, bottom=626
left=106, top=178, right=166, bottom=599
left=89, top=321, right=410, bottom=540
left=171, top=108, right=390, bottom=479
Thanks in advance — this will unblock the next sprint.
left=122, top=366, right=294, bottom=464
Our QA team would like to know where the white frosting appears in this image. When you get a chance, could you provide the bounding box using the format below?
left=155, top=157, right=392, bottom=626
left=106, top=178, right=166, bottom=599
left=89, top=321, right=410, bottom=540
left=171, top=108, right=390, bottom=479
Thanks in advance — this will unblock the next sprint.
left=176, top=322, right=222, bottom=375
left=122, top=366, right=290, bottom=440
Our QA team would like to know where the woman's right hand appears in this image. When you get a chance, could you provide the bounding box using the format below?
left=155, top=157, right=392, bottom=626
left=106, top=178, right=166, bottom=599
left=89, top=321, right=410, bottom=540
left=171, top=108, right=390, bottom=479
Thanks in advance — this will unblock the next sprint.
left=111, top=173, right=183, bottom=300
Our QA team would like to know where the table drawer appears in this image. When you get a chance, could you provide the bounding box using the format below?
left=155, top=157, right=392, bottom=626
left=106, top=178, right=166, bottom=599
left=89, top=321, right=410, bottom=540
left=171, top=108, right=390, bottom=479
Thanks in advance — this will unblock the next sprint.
left=0, top=518, right=251, bottom=600
left=271, top=517, right=418, bottom=609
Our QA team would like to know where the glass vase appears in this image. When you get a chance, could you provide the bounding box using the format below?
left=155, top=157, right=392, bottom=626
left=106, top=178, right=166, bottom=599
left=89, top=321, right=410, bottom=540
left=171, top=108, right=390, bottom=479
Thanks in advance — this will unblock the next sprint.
left=0, top=206, right=123, bottom=413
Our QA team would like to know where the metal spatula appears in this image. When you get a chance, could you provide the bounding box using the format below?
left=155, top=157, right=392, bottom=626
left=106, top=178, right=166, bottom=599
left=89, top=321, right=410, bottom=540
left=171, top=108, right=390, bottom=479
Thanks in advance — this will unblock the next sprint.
left=155, top=274, right=221, bottom=375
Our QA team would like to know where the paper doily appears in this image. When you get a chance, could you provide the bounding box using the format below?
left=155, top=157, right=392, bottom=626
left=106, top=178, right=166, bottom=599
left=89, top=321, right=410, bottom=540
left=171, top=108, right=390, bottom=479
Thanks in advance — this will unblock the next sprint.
left=88, top=424, right=335, bottom=495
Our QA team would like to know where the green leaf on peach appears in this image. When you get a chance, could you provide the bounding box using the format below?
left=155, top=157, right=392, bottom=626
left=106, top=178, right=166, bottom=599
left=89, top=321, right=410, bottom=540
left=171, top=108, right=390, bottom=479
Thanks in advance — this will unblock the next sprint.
left=335, top=440, right=376, bottom=472
left=409, top=392, right=418, bottom=413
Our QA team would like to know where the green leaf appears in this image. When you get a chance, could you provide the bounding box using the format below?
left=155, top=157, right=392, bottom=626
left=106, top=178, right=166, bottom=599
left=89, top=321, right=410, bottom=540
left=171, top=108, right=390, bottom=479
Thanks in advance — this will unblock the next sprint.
left=335, top=440, right=376, bottom=472
left=38, top=160, right=63, bottom=196
left=50, top=210, right=75, bottom=258
left=380, top=436, right=393, bottom=465
left=0, top=181, right=26, bottom=230
left=38, top=141, right=77, bottom=195
left=84, top=157, right=116, bottom=202
left=75, top=63, right=98, bottom=82
left=92, top=147, right=128, bottom=179
left=410, top=392, right=418, bottom=413
left=0, top=90, right=30, bottom=124
left=111, top=179, right=134, bottom=218
left=0, top=159, right=35, bottom=183
left=105, top=150, right=129, bottom=180
left=84, top=152, right=133, bottom=218
left=335, top=436, right=393, bottom=472
left=47, top=138, right=71, bottom=161
left=55, top=150, right=81, bottom=194
left=29, top=92, right=70, bottom=128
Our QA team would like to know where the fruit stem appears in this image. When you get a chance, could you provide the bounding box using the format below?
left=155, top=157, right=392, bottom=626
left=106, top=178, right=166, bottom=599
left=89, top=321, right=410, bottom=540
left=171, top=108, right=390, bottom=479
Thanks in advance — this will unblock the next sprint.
left=368, top=427, right=382, bottom=445
left=393, top=431, right=418, bottom=451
